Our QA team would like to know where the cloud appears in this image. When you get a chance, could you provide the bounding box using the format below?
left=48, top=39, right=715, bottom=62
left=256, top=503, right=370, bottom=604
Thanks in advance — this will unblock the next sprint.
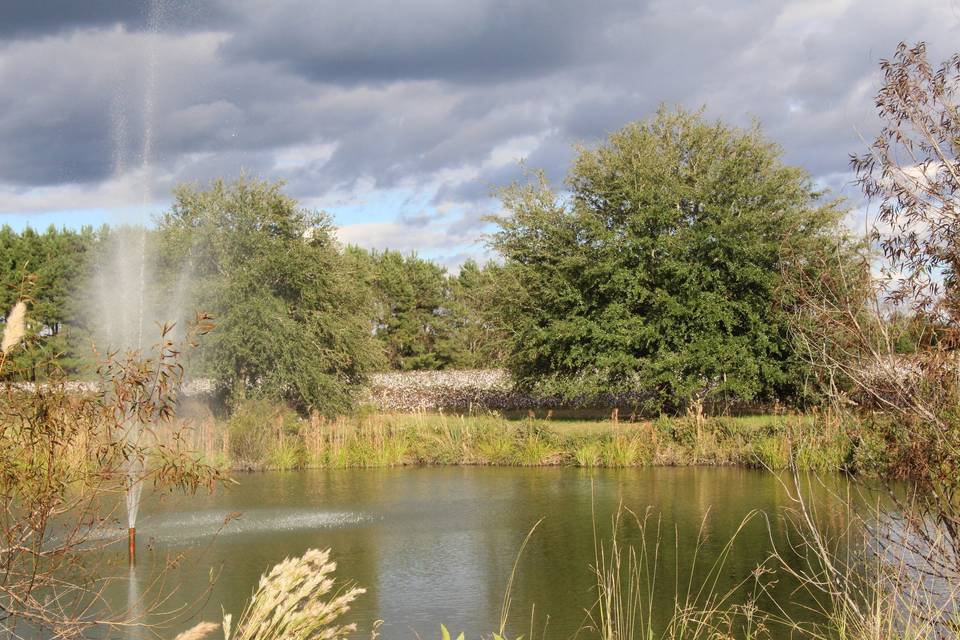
left=218, top=0, right=638, bottom=85
left=2, top=0, right=960, bottom=266
left=0, top=1, right=234, bottom=40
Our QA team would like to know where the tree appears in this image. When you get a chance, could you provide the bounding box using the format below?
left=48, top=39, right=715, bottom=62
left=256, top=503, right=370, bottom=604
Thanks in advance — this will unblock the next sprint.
left=797, top=41, right=960, bottom=608
left=156, top=177, right=382, bottom=414
left=447, top=259, right=510, bottom=368
left=1, top=298, right=221, bottom=638
left=0, top=225, right=98, bottom=378
left=852, top=41, right=960, bottom=319
left=491, top=107, right=847, bottom=412
left=350, top=247, right=460, bottom=370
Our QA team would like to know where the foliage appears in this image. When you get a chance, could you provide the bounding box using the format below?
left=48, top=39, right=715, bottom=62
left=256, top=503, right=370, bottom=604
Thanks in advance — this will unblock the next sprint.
left=794, top=42, right=960, bottom=624
left=155, top=177, right=383, bottom=414
left=348, top=247, right=509, bottom=370
left=491, top=107, right=848, bottom=412
left=447, top=260, right=512, bottom=368
left=851, top=41, right=960, bottom=315
left=349, top=247, right=460, bottom=370
left=0, top=225, right=99, bottom=377
left=0, top=299, right=221, bottom=638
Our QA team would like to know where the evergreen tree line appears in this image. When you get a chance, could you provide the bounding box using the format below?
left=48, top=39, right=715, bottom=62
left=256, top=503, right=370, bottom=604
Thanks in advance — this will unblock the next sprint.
left=1, top=109, right=873, bottom=414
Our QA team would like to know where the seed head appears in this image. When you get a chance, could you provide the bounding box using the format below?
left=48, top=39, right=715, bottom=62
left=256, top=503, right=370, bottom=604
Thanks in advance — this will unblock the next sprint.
left=1, top=301, right=26, bottom=355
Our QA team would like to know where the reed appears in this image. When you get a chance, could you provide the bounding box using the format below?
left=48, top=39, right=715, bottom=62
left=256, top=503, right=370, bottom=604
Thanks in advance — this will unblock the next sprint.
left=166, top=403, right=875, bottom=474
left=588, top=504, right=769, bottom=640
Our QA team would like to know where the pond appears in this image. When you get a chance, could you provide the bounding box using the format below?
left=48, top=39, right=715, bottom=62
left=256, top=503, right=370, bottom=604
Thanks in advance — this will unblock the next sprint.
left=99, top=467, right=859, bottom=638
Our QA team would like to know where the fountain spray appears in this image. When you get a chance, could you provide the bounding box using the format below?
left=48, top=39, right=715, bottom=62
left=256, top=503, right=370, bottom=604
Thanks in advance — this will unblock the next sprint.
left=123, top=0, right=162, bottom=566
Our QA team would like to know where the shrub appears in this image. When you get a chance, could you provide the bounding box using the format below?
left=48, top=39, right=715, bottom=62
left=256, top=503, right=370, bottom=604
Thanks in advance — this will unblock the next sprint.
left=574, top=441, right=602, bottom=467
left=228, top=399, right=298, bottom=467
left=513, top=430, right=558, bottom=466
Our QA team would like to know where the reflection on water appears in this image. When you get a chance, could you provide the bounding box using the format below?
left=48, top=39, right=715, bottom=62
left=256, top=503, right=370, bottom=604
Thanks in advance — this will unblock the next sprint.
left=91, top=467, right=862, bottom=639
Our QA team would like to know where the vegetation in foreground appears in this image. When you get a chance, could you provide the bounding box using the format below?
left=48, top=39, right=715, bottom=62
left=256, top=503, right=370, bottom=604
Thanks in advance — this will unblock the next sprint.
left=0, top=304, right=222, bottom=638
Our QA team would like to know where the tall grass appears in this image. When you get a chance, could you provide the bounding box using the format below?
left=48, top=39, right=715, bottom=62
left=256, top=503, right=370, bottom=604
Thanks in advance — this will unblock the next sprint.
left=589, top=504, right=768, bottom=640
left=178, top=403, right=871, bottom=474
left=763, top=471, right=960, bottom=640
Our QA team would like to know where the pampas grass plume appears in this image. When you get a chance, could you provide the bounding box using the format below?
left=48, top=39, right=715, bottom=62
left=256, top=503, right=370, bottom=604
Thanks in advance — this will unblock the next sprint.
left=1, top=301, right=26, bottom=355
left=173, top=622, right=219, bottom=640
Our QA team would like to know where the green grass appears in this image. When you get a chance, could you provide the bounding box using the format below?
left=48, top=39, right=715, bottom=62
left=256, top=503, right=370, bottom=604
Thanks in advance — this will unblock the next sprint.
left=190, top=407, right=873, bottom=474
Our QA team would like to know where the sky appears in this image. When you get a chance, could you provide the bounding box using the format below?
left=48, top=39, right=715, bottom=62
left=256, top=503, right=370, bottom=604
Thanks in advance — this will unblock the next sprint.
left=1, top=0, right=959, bottom=268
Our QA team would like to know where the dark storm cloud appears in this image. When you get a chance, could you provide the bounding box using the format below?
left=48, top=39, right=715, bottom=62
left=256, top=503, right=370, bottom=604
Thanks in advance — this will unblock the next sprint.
left=219, top=0, right=641, bottom=85
left=0, top=1, right=234, bottom=39
left=2, top=0, right=960, bottom=263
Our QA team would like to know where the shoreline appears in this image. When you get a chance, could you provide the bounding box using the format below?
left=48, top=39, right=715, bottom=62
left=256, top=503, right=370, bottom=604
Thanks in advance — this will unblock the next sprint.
left=187, top=409, right=874, bottom=475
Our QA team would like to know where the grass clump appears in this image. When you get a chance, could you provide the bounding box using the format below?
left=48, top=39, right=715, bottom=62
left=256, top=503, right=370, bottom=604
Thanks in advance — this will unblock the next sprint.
left=228, top=399, right=299, bottom=468
left=268, top=437, right=305, bottom=470
left=475, top=428, right=515, bottom=465
left=184, top=548, right=364, bottom=640
left=574, top=440, right=603, bottom=467
left=601, top=432, right=650, bottom=467
left=513, top=428, right=559, bottom=466
left=754, top=436, right=790, bottom=470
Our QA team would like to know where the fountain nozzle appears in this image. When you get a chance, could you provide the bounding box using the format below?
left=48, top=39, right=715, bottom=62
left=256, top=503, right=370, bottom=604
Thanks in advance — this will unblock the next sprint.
left=128, top=527, right=136, bottom=565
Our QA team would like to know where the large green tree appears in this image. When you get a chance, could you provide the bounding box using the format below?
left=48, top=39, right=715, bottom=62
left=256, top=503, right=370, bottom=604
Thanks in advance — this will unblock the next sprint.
left=491, top=107, right=847, bottom=412
left=156, top=177, right=382, bottom=414
left=0, top=224, right=98, bottom=378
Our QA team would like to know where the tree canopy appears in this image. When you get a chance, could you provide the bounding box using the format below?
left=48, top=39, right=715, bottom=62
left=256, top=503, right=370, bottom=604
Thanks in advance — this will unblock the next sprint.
left=0, top=224, right=98, bottom=378
left=155, top=177, right=383, bottom=414
left=491, top=107, right=848, bottom=412
left=346, top=247, right=509, bottom=370
left=349, top=247, right=458, bottom=370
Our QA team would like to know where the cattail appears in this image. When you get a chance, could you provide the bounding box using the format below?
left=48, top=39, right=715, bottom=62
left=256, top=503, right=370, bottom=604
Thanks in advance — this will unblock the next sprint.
left=1, top=301, right=26, bottom=355
left=173, top=622, right=219, bottom=640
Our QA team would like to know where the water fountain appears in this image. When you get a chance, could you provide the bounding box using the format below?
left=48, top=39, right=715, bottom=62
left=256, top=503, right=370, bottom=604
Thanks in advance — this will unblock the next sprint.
left=89, top=0, right=166, bottom=566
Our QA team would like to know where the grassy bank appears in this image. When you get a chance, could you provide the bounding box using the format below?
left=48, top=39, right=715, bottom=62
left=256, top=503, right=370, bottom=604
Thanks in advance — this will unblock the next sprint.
left=182, top=401, right=880, bottom=474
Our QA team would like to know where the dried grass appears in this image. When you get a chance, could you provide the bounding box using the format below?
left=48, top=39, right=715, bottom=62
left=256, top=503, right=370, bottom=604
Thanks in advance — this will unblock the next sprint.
left=173, top=621, right=219, bottom=640
left=225, top=548, right=363, bottom=640
left=1, top=300, right=26, bottom=355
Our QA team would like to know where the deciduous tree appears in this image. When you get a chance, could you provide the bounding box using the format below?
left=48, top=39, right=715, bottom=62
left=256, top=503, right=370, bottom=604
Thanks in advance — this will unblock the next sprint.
left=491, top=107, right=847, bottom=412
left=156, top=177, right=382, bottom=414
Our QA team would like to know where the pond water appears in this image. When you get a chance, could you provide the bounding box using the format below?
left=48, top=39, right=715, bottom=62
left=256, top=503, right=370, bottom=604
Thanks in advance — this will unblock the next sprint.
left=97, top=467, right=859, bottom=639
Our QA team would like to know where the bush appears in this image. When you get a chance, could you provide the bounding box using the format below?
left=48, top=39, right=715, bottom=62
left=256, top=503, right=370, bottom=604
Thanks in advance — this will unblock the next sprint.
left=228, top=399, right=299, bottom=467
